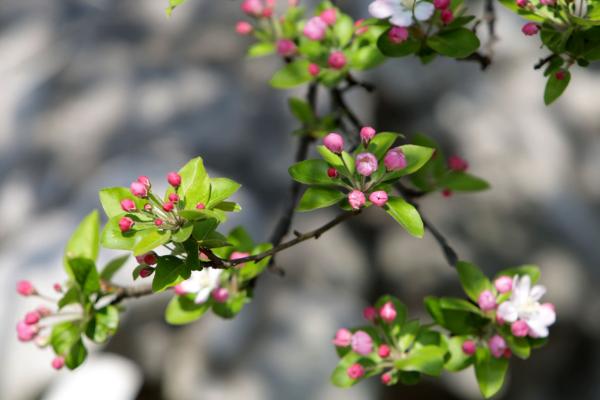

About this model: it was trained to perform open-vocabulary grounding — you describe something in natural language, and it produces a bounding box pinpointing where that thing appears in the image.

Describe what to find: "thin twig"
[534,54,556,70]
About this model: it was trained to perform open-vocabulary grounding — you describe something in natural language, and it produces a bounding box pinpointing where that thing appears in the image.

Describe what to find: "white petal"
[513,275,531,305]
[530,285,546,301]
[369,0,394,19]
[194,287,211,304]
[527,319,549,338]
[497,301,518,323]
[538,305,556,326]
[390,9,413,27]
[208,268,223,284]
[179,273,201,293]
[414,2,434,21]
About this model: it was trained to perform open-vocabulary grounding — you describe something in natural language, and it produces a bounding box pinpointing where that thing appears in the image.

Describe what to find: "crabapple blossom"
[118,217,134,232]
[144,203,152,212]
[462,340,476,355]
[384,147,407,171]
[369,0,435,27]
[441,9,453,24]
[163,201,175,212]
[333,328,353,347]
[51,356,65,370]
[139,267,154,278]
[135,251,157,265]
[25,311,41,325]
[308,63,320,76]
[17,321,38,342]
[169,193,180,202]
[511,320,529,337]
[328,51,347,69]
[379,301,397,323]
[137,175,151,188]
[241,0,264,17]
[434,0,450,9]
[378,344,391,358]
[363,306,377,321]
[236,21,253,35]
[320,8,337,25]
[360,126,376,143]
[478,290,497,311]
[303,16,327,40]
[17,280,35,296]
[381,372,392,385]
[167,172,181,187]
[154,218,163,227]
[212,287,229,303]
[494,275,513,293]
[356,153,378,177]
[323,133,344,153]
[347,363,365,379]
[175,268,223,304]
[388,26,409,44]
[351,330,374,355]
[516,0,528,7]
[522,22,539,36]
[276,39,297,57]
[555,70,566,80]
[37,306,52,317]
[130,181,148,198]
[369,191,389,207]
[488,334,507,358]
[327,167,338,178]
[196,202,206,209]
[230,251,250,267]
[120,199,136,212]
[540,0,556,5]
[348,190,366,210]
[53,283,62,293]
[448,155,469,171]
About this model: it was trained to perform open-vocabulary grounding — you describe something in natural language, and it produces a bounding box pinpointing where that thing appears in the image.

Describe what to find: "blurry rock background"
[1,0,599,399]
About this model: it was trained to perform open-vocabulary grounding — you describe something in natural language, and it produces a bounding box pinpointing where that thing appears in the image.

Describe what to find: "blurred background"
[1,0,599,399]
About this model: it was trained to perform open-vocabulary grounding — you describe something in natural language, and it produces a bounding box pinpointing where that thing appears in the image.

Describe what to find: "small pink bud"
[174,284,187,295]
[212,287,229,303]
[369,191,389,207]
[16,280,35,296]
[347,363,365,379]
[494,276,513,293]
[363,306,377,322]
[303,16,327,41]
[16,321,38,342]
[348,190,366,210]
[196,202,206,210]
[320,8,337,25]
[442,188,453,198]
[235,21,253,35]
[360,126,376,143]
[276,39,297,57]
[381,372,392,385]
[462,340,477,355]
[162,201,175,212]
[522,22,539,36]
[327,167,338,178]
[137,176,151,188]
[511,320,529,337]
[323,132,344,153]
[241,0,264,17]
[540,0,555,5]
[555,70,566,80]
[351,330,373,355]
[378,344,391,358]
[230,251,250,267]
[143,203,153,212]
[119,217,135,232]
[199,251,210,261]
[139,267,154,278]
[53,283,62,293]
[384,147,407,171]
[308,63,320,76]
[496,314,505,325]
[356,152,378,177]
[448,155,469,171]
[262,7,273,17]
[154,218,163,227]
[332,328,352,347]
[434,0,451,9]
[388,26,409,44]
[25,311,41,325]
[136,252,158,265]
[379,301,397,323]
[516,0,529,7]
[169,193,180,203]
[441,9,454,25]
[130,181,148,198]
[167,172,182,187]
[328,51,347,70]
[503,348,512,359]
[120,199,136,212]
[488,334,507,358]
[51,356,65,370]
[37,306,52,317]
[478,290,497,311]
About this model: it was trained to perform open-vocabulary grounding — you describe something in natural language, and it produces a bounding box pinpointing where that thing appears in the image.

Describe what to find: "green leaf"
[544,70,571,105]
[289,159,339,185]
[341,151,355,176]
[384,196,424,238]
[166,0,187,16]
[213,201,242,212]
[247,42,276,58]
[457,261,493,302]
[227,226,255,251]
[152,256,191,292]
[331,353,377,388]
[207,178,241,208]
[239,243,273,281]
[171,223,194,243]
[132,229,171,256]
[350,45,385,70]
[334,14,354,46]
[377,29,420,57]
[475,347,509,398]
[424,296,490,335]
[51,322,80,355]
[85,306,119,343]
[270,60,312,89]
[497,0,546,22]
[504,333,531,359]
[99,187,146,218]
[444,336,474,372]
[64,211,100,276]
[427,28,480,58]
[178,157,211,209]
[367,132,399,160]
[65,340,88,369]
[495,265,541,284]
[212,290,250,319]
[192,218,219,241]
[165,295,211,325]
[288,97,315,125]
[100,216,138,251]
[317,145,345,171]
[297,186,345,212]
[58,287,81,309]
[383,145,435,181]
[439,171,490,191]
[394,346,446,376]
[398,320,421,351]
[67,258,100,296]
[99,255,129,281]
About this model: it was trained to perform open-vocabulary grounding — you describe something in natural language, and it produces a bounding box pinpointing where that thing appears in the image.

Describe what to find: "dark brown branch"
[458,52,492,70]
[107,282,153,305]
[534,54,556,70]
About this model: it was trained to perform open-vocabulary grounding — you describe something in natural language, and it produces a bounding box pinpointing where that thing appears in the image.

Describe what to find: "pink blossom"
[516,0,529,7]
[348,190,366,210]
[388,26,409,44]
[442,188,453,198]
[540,0,555,5]
[327,167,338,178]
[441,9,454,24]
[434,0,450,9]
[360,126,376,143]
[369,191,389,207]
[167,172,182,187]
[139,267,154,278]
[488,334,507,358]
[37,306,52,317]
[320,8,337,25]
[363,306,377,322]
[511,320,529,337]
[276,39,297,57]
[462,340,476,355]
[163,201,175,212]
[25,311,41,325]
[236,21,253,35]
[119,217,134,233]
[154,218,163,227]
[355,152,378,177]
[328,51,347,70]
[241,0,264,17]
[130,181,148,198]
[381,372,392,385]
[120,199,136,212]
[384,147,407,171]
[144,203,153,212]
[137,175,151,188]
[53,283,62,293]
[51,356,65,370]
[494,275,513,293]
[379,301,397,323]
[303,16,327,40]
[332,328,352,347]
[16,280,35,296]
[347,363,365,379]
[555,70,566,80]
[196,202,206,210]
[351,330,373,355]
[448,155,469,171]
[230,251,251,267]
[378,344,391,358]
[174,284,187,295]
[522,22,539,36]
[169,193,180,202]
[323,133,344,153]
[17,321,38,342]
[478,290,497,311]
[212,287,229,303]
[308,63,320,76]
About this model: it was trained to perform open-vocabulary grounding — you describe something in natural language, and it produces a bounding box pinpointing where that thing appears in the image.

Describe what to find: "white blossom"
[369,0,435,27]
[177,268,223,304]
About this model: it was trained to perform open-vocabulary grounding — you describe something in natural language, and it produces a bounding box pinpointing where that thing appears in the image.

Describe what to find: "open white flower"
[368,0,435,27]
[177,268,223,304]
[497,275,556,338]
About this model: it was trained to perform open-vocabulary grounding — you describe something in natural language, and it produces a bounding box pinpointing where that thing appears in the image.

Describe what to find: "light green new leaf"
[475,347,509,398]
[394,346,446,376]
[178,157,211,209]
[64,211,100,277]
[384,196,424,238]
[544,70,570,105]
[439,171,490,191]
[165,295,211,325]
[270,60,312,89]
[495,264,541,283]
[456,261,493,302]
[152,256,191,292]
[207,178,241,208]
[334,14,354,46]
[99,187,147,218]
[288,97,316,125]
[100,255,129,281]
[289,159,339,185]
[317,145,346,171]
[166,0,187,16]
[247,42,276,58]
[67,258,100,296]
[85,306,119,343]
[427,28,480,58]
[239,243,273,281]
[297,186,345,211]
[132,229,171,256]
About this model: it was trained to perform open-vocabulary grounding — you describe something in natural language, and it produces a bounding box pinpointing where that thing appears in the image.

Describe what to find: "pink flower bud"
[378,344,391,358]
[540,0,555,5]
[120,199,136,212]
[379,301,397,323]
[384,147,407,171]
[262,7,273,17]
[522,22,539,36]
[154,218,163,227]
[230,251,250,267]
[442,188,453,198]
[381,372,392,385]
[323,133,344,153]
[478,290,497,311]
[136,252,158,265]
[388,26,409,44]
[276,39,297,57]
[496,314,505,325]
[320,8,337,25]
[369,191,389,207]
[355,152,378,177]
[516,0,529,7]
[303,16,327,41]
[16,280,35,296]
[199,251,210,261]
[434,0,451,9]
[347,363,365,379]
[488,334,507,358]
[308,63,320,76]
[448,155,469,171]
[51,356,65,370]
[119,217,134,233]
[328,51,346,70]
[130,181,148,198]
[555,70,566,80]
[37,306,52,317]
[462,340,477,355]
[441,9,454,25]
[16,321,38,342]
[363,306,377,322]
[169,193,180,203]
[327,167,338,178]
[503,348,512,358]
[139,267,154,278]
[236,21,253,35]
[196,202,206,210]
[144,203,153,212]
[174,284,187,295]
[241,0,264,17]
[167,172,182,187]
[348,190,366,210]
[25,311,41,325]
[360,126,376,144]
[332,328,352,347]
[351,330,373,355]
[163,201,175,212]
[53,283,62,293]
[511,320,529,337]
[137,175,151,188]
[212,287,229,303]
[494,275,513,294]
